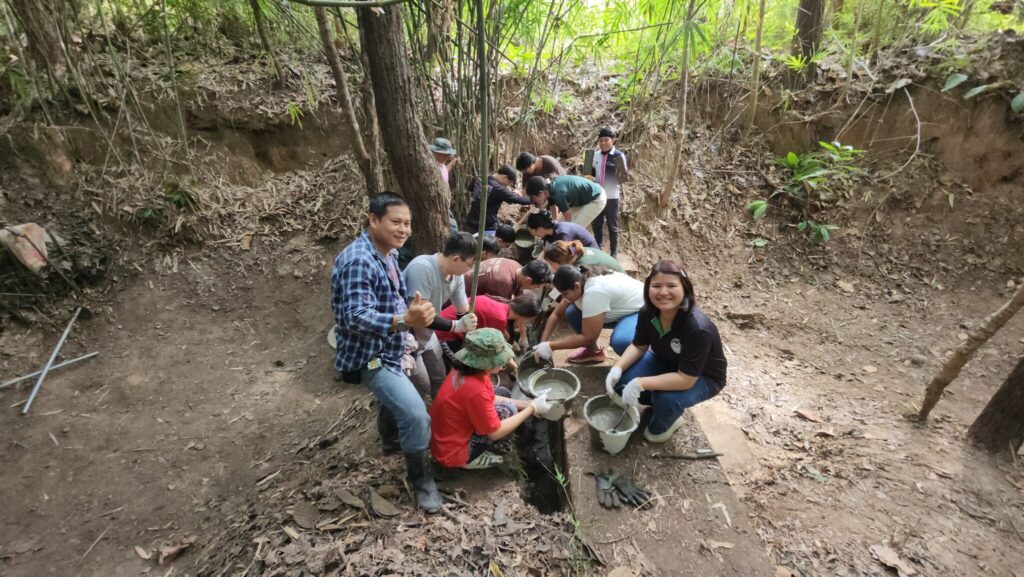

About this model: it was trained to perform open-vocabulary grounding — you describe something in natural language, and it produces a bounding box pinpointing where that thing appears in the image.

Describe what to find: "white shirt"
[580,272,644,322]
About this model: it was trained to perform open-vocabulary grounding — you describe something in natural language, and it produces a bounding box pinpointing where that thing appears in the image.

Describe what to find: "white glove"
[532,341,553,361]
[530,393,553,417]
[622,378,643,408]
[452,312,478,334]
[605,367,622,399]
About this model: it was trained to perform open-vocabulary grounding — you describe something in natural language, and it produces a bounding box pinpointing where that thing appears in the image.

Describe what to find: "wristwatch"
[395,316,410,333]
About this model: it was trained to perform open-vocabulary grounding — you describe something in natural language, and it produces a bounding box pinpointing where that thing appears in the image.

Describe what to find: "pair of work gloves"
[604,367,642,408]
[592,469,652,509]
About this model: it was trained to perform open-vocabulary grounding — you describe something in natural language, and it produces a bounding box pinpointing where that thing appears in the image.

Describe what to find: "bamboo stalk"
[745,0,767,136]
[918,283,1024,421]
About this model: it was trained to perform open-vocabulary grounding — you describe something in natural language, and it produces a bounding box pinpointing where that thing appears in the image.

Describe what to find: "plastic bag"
[0,223,50,274]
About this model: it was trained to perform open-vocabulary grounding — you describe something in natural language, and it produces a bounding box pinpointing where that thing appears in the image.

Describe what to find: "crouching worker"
[435,293,542,354]
[534,265,644,365]
[605,260,727,443]
[332,193,441,512]
[430,329,553,469]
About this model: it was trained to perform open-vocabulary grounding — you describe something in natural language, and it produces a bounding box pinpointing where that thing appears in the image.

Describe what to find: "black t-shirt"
[632,306,727,394]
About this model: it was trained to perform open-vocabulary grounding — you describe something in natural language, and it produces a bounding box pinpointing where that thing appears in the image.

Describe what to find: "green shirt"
[577,248,624,273]
[548,175,602,212]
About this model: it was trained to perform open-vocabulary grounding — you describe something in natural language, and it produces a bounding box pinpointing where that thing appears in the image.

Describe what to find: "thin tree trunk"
[8,0,66,82]
[314,7,383,196]
[795,0,825,81]
[869,0,885,61]
[968,356,1024,454]
[918,283,1024,421]
[357,3,450,253]
[658,0,698,210]
[745,0,767,135]
[247,0,286,88]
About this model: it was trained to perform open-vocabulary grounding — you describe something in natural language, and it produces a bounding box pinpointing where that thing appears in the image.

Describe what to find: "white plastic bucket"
[584,395,639,455]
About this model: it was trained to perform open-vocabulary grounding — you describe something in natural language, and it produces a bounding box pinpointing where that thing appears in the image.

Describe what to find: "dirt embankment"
[2,49,1024,577]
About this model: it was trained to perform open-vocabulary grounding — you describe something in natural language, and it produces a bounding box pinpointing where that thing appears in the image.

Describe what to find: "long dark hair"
[642,259,695,315]
[526,210,555,231]
[452,359,483,376]
[552,264,612,293]
[492,292,541,318]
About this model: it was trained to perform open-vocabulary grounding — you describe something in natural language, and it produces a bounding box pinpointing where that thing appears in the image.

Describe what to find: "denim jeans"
[616,351,715,435]
[361,365,431,453]
[565,304,638,355]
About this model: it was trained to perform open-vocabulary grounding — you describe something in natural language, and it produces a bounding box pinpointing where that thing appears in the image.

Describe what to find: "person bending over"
[430,328,553,470]
[435,293,541,353]
[543,240,623,273]
[466,165,533,235]
[515,152,565,180]
[534,265,644,365]
[526,210,598,249]
[605,260,727,443]
[525,175,607,229]
[462,257,552,301]
[403,233,479,398]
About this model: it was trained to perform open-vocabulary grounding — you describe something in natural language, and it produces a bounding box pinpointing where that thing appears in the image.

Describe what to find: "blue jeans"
[616,352,715,435]
[361,366,431,453]
[565,304,638,355]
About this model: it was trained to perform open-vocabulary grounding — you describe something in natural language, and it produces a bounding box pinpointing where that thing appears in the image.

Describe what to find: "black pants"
[592,198,620,256]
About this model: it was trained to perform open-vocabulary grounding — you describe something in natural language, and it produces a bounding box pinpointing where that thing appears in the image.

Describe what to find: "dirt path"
[2,234,1023,576]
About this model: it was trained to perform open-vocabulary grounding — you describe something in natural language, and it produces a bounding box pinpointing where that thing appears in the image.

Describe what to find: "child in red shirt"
[429,328,553,469]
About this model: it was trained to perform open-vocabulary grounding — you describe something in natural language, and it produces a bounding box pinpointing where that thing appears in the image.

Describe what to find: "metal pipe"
[22,307,82,415]
[0,352,98,390]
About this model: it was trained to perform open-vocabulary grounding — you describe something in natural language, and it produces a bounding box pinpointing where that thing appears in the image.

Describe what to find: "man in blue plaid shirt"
[331,193,441,513]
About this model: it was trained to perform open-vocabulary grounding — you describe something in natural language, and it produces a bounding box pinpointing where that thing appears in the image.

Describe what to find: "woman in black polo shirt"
[604,259,727,443]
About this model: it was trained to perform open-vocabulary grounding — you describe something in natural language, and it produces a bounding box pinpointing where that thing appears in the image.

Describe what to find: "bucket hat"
[429,137,457,156]
[455,328,513,370]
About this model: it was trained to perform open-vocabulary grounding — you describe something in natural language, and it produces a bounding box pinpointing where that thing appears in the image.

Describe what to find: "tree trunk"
[968,356,1024,454]
[744,0,767,135]
[658,0,698,210]
[869,0,885,60]
[358,33,384,187]
[918,283,1024,420]
[357,4,450,253]
[314,7,383,197]
[8,0,66,82]
[795,0,825,81]
[247,0,286,88]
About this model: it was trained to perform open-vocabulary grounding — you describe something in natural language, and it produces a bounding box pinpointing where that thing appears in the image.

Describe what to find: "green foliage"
[797,220,838,244]
[286,102,304,129]
[163,180,200,211]
[749,141,865,245]
[1012,93,1024,114]
[942,73,969,92]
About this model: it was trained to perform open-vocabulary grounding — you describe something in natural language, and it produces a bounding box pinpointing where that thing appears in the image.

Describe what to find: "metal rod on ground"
[22,307,82,415]
[1,352,99,390]
[467,0,490,316]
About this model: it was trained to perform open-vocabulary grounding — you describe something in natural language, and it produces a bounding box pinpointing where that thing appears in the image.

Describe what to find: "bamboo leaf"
[942,73,968,92]
[1011,92,1024,114]
[963,84,992,100]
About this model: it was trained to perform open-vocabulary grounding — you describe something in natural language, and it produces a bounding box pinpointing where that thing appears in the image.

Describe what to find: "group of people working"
[331,129,727,513]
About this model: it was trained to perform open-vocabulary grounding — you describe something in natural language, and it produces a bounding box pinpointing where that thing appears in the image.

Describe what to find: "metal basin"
[522,368,580,421]
[514,227,536,248]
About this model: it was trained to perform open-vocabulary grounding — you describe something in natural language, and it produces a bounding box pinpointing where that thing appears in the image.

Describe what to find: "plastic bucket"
[584,395,639,455]
[522,368,580,421]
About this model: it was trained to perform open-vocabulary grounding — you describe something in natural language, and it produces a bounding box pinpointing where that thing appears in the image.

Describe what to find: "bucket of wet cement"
[522,367,580,421]
[583,395,639,455]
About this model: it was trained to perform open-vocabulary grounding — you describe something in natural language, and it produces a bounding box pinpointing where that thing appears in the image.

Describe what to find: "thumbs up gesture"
[404,291,436,328]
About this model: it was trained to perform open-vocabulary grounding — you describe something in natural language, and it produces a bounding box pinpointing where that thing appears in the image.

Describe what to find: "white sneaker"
[643,415,686,443]
[463,451,504,470]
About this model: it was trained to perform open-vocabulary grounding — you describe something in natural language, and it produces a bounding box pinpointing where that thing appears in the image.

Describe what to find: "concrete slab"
[561,366,774,576]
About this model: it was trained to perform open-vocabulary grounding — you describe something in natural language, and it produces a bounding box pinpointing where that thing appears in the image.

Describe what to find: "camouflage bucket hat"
[455,328,514,370]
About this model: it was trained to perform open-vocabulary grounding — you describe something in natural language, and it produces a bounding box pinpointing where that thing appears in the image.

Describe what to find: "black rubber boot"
[404,451,442,513]
[377,409,401,455]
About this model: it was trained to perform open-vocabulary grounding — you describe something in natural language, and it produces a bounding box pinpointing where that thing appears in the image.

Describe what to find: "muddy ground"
[2,57,1024,576]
